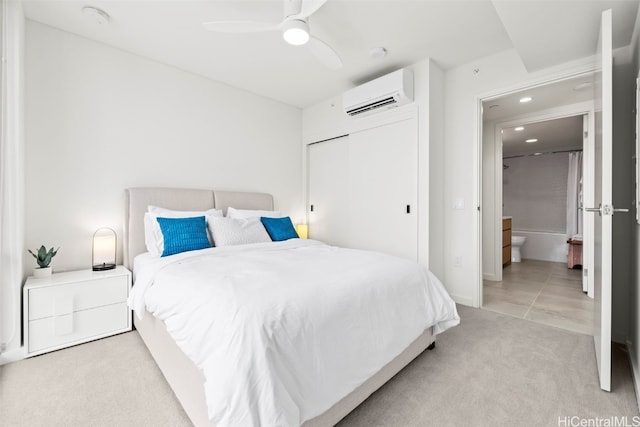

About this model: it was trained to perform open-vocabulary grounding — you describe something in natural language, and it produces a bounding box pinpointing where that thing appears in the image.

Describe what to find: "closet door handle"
[406,205,411,214]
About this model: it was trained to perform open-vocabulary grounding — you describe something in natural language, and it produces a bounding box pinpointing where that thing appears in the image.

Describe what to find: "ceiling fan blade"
[202,20,280,33]
[296,0,328,20]
[308,36,342,70]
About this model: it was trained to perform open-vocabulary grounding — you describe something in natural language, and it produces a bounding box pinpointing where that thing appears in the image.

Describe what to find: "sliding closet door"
[348,118,418,260]
[307,136,350,247]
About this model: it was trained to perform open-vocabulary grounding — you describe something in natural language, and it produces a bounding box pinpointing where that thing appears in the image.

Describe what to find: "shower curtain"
[566,152,583,238]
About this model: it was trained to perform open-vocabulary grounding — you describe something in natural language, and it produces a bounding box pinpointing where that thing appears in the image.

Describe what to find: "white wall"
[24,21,302,275]
[443,48,596,306]
[302,58,444,278]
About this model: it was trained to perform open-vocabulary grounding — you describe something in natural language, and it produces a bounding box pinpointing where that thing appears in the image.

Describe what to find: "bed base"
[134,313,434,427]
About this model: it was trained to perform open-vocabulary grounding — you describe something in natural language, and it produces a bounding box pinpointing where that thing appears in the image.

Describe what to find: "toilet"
[511,235,527,262]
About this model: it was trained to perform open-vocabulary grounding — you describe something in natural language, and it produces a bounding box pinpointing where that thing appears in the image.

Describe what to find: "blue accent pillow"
[260,216,299,241]
[156,216,212,257]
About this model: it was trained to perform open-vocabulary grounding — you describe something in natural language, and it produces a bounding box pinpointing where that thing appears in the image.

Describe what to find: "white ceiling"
[482,74,595,122]
[501,116,584,157]
[22,0,640,108]
[483,74,593,157]
[492,0,639,72]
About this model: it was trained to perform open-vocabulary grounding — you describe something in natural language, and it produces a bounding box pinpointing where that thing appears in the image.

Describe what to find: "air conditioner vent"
[345,96,397,117]
[342,69,413,118]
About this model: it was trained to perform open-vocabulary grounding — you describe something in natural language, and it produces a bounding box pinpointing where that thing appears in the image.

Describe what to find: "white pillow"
[226,207,281,219]
[144,206,223,257]
[208,217,272,247]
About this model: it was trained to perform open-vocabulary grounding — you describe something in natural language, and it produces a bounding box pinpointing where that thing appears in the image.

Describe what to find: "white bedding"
[128,239,459,427]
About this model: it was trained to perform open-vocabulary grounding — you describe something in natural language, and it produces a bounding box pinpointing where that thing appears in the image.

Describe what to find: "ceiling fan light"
[282,20,309,45]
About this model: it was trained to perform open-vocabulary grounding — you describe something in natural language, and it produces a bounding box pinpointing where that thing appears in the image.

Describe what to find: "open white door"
[586,9,613,392]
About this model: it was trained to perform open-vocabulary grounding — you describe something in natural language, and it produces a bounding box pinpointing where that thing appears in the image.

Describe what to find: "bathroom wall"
[503,152,569,233]
[503,152,570,263]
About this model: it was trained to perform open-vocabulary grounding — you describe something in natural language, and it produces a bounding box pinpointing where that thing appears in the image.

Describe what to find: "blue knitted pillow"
[260,216,299,241]
[156,216,211,257]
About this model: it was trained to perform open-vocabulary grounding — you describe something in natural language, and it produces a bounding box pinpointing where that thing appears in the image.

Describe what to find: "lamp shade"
[295,224,308,239]
[92,227,116,271]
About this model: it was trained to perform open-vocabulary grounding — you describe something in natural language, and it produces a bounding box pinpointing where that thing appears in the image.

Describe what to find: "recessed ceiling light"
[514,126,524,131]
[526,138,538,143]
[519,96,533,103]
[82,6,110,25]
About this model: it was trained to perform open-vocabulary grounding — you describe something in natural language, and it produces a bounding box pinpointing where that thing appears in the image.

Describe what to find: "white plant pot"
[34,266,52,278]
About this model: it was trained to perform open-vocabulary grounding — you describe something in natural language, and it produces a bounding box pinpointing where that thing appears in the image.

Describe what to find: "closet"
[307,117,418,261]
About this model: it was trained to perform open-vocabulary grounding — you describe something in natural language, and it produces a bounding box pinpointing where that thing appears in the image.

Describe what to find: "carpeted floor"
[1,305,637,427]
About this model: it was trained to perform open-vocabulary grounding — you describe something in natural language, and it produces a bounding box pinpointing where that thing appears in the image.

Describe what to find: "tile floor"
[482,259,594,335]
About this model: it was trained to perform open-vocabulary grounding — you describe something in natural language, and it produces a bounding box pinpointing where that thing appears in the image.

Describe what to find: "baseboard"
[626,340,640,413]
[0,346,25,366]
[450,294,475,307]
[613,330,628,344]
[483,272,499,282]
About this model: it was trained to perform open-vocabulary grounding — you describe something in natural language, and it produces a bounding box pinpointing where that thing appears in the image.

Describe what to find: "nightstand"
[23,266,132,357]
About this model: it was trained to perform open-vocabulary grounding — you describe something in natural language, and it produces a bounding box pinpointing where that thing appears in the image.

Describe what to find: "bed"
[124,187,459,427]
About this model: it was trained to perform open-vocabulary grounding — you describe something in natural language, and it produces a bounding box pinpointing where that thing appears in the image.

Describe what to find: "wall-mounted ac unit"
[342,68,414,118]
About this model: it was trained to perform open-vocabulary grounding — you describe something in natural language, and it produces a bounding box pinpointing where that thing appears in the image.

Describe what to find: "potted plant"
[28,245,59,278]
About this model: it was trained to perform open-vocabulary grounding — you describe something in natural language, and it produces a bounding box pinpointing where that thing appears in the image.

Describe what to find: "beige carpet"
[1,305,637,427]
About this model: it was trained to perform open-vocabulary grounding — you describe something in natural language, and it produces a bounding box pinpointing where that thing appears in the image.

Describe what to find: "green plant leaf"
[28,245,59,268]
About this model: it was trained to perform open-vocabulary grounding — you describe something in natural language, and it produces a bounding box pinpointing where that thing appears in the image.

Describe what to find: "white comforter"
[129,239,459,427]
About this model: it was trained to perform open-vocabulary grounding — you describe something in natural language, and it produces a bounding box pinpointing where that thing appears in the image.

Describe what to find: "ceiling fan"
[203,0,342,70]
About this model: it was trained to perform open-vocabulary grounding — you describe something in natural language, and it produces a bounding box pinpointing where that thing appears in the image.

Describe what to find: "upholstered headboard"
[124,187,274,269]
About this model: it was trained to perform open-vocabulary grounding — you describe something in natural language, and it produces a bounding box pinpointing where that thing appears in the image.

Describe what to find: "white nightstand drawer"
[24,266,132,357]
[28,302,129,353]
[28,275,128,321]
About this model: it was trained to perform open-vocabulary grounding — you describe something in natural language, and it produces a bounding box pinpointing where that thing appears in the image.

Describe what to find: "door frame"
[484,104,594,285]
[474,70,597,307]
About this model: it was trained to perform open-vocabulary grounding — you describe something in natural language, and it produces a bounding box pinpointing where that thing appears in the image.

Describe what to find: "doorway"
[479,74,596,335]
